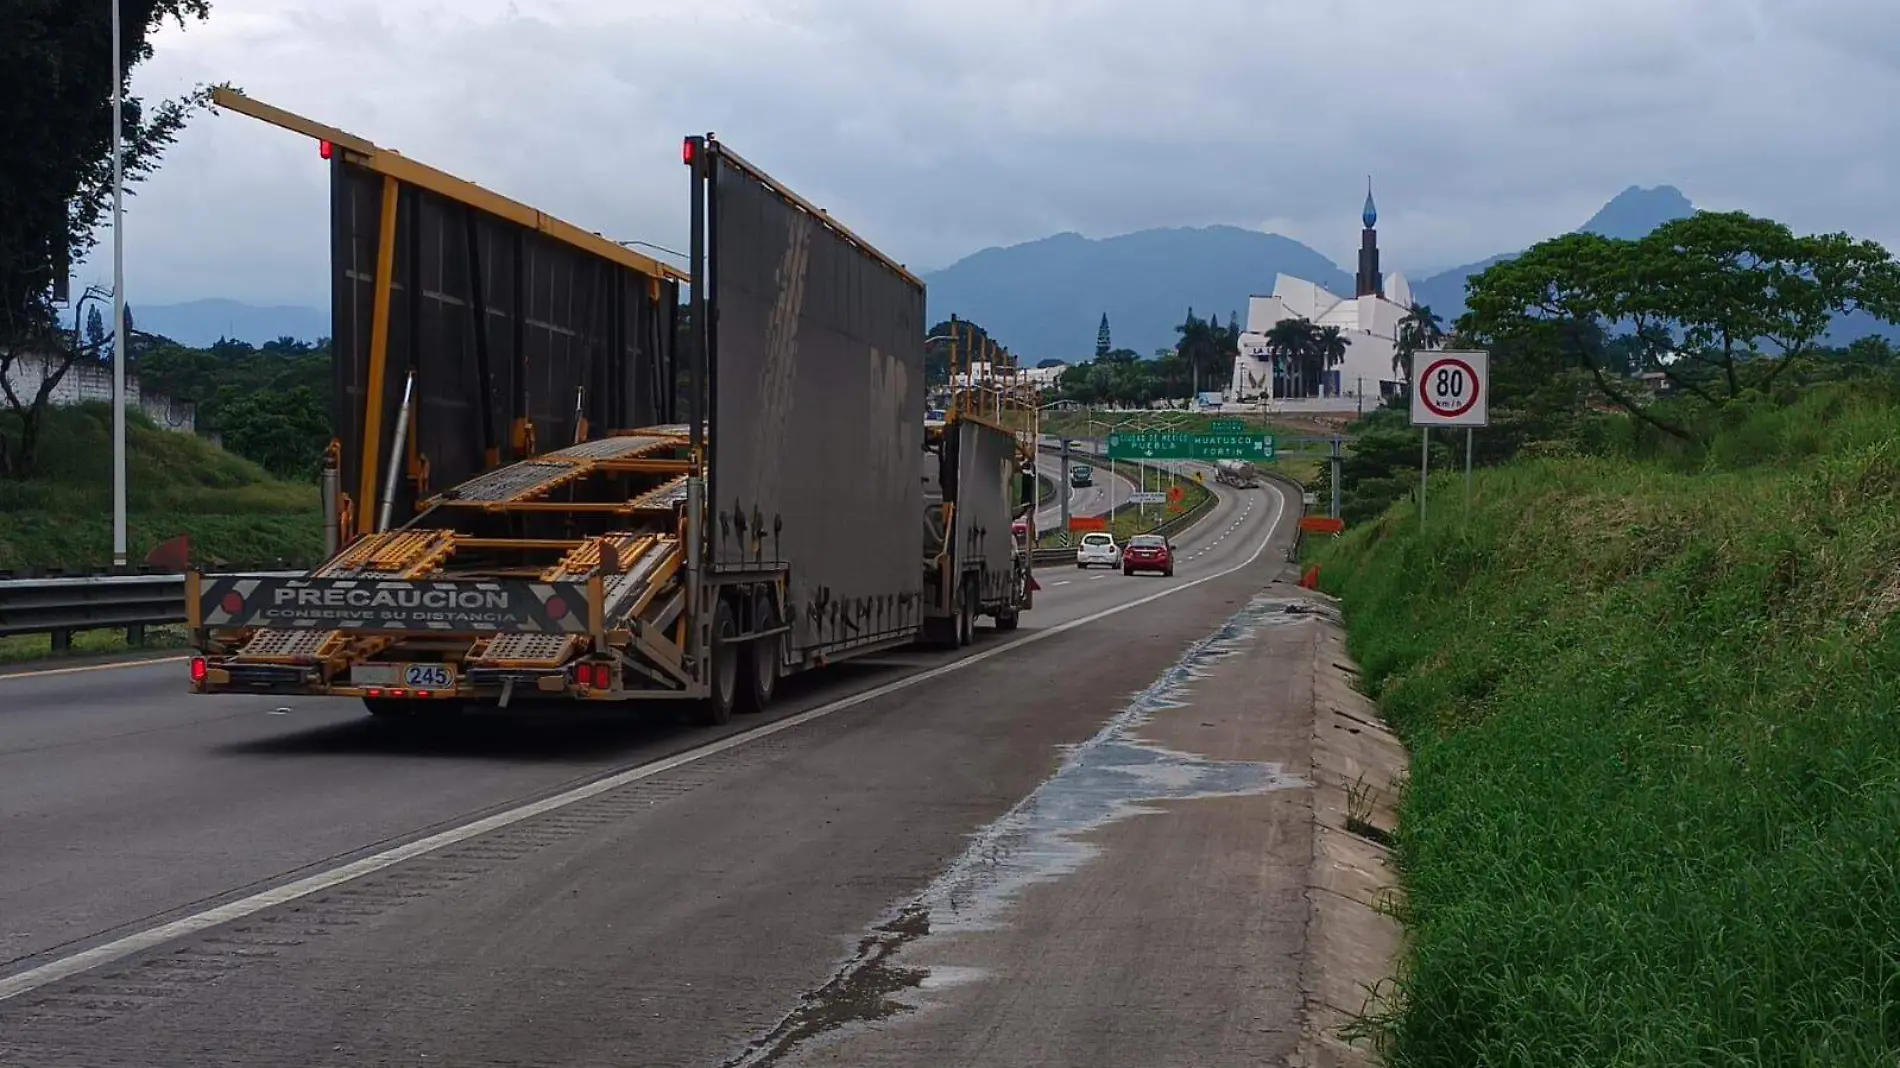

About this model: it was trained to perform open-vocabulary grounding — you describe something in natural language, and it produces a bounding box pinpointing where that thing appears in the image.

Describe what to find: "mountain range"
[129,185,1890,357]
[922,185,1699,360]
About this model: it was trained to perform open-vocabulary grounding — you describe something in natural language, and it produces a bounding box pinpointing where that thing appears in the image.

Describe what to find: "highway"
[0,476,1299,1067]
[1031,448,1130,531]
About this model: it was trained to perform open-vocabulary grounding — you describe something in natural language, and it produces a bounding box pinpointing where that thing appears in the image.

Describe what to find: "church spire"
[1355,176,1383,298]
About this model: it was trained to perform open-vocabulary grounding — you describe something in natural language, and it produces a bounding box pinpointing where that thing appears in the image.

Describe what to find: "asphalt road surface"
[0,476,1299,1068]
[1032,450,1131,531]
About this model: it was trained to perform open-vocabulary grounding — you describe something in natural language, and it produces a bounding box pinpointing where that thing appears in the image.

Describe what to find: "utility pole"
[1059,438,1072,534]
[110,0,129,569]
[1330,436,1342,520]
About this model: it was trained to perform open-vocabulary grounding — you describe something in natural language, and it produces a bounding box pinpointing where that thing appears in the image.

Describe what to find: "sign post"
[1058,439,1073,538]
[1409,350,1489,526]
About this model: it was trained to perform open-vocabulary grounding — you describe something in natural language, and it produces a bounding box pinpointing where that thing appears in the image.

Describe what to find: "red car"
[1122,534,1174,577]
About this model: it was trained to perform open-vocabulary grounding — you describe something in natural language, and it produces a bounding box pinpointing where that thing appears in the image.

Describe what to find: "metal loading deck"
[214,425,700,688]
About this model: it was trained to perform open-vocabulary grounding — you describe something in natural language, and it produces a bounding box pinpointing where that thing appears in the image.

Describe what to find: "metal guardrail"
[0,570,301,650]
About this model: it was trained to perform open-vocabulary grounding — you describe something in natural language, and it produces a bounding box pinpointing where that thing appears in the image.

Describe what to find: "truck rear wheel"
[995,609,1020,632]
[697,597,740,726]
[957,585,976,647]
[738,589,780,715]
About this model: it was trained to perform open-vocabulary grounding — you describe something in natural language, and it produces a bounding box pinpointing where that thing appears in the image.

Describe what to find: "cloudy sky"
[96,0,1900,307]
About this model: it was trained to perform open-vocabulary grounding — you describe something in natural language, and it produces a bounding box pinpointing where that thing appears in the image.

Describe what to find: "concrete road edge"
[1288,589,1409,1068]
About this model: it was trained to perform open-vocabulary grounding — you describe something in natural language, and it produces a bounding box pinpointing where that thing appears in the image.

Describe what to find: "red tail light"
[189,657,207,683]
[573,662,612,690]
[367,687,384,697]
[390,689,408,698]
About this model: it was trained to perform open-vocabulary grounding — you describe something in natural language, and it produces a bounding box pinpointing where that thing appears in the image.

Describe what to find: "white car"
[1075,532,1121,569]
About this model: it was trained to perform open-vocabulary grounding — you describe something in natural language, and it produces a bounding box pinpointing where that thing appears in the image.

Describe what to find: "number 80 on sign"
[1410,350,1490,428]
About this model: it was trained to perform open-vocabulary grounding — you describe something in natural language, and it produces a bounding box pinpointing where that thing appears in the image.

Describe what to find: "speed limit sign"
[1410,350,1489,427]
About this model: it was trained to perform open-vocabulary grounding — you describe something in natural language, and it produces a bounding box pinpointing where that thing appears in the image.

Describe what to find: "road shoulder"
[1290,590,1407,1068]
[743,578,1407,1068]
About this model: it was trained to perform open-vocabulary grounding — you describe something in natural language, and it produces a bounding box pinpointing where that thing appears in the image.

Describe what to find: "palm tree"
[1395,302,1446,386]
[1263,317,1316,398]
[1175,309,1219,400]
[1314,325,1348,397]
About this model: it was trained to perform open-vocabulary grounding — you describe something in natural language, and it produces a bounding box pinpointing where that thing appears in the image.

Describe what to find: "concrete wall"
[1,352,197,432]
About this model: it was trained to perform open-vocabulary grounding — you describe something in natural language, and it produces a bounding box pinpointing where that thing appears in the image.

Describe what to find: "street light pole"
[110,0,128,569]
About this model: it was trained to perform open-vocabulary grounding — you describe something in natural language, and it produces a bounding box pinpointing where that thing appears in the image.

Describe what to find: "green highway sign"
[1107,431,1276,461]
[1208,419,1246,432]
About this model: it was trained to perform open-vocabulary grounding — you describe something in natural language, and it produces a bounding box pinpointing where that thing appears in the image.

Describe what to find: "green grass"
[0,625,191,665]
[1316,384,1900,1065]
[0,403,322,572]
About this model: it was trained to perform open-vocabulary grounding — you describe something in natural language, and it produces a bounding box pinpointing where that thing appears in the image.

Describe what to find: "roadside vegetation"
[0,403,322,573]
[1319,210,1900,1064]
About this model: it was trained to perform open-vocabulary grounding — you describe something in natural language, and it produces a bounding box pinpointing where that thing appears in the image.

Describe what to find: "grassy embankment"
[1316,385,1900,1064]
[0,404,321,662]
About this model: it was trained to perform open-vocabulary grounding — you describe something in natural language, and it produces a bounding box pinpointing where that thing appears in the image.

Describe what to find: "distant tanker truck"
[1214,458,1260,489]
[184,118,1033,725]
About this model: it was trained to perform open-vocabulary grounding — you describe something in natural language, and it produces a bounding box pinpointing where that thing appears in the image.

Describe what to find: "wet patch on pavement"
[720,906,933,1068]
[726,593,1311,1065]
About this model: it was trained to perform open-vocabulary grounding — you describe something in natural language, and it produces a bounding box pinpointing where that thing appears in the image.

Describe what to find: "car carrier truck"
[184,106,1033,723]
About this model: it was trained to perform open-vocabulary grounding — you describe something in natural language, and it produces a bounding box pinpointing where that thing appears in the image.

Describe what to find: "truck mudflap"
[195,574,594,635]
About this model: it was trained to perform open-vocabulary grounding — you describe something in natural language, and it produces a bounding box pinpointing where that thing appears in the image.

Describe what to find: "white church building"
[1229,184,1415,406]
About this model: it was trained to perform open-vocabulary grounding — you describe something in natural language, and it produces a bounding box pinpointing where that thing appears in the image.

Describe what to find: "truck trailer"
[185,112,1033,723]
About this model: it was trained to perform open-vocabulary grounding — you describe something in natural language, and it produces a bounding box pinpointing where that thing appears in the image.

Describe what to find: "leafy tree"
[926,317,997,383]
[1035,358,1065,369]
[0,0,219,475]
[85,305,107,352]
[214,384,329,480]
[0,284,115,474]
[1460,212,1900,440]
[1096,313,1111,358]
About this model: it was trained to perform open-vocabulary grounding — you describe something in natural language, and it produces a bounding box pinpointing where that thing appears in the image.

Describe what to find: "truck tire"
[995,609,1020,632]
[957,585,976,647]
[738,589,780,715]
[696,597,740,726]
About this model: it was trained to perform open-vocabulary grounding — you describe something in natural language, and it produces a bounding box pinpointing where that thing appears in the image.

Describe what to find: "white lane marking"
[0,486,1288,1003]
[0,655,190,683]
[1052,580,1071,587]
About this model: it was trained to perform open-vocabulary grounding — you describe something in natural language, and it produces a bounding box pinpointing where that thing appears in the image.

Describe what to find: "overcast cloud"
[91,0,1900,307]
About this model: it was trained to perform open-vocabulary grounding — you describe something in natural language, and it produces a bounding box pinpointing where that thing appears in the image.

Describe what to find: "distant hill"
[130,299,327,348]
[929,185,1706,362]
[923,227,1351,361]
